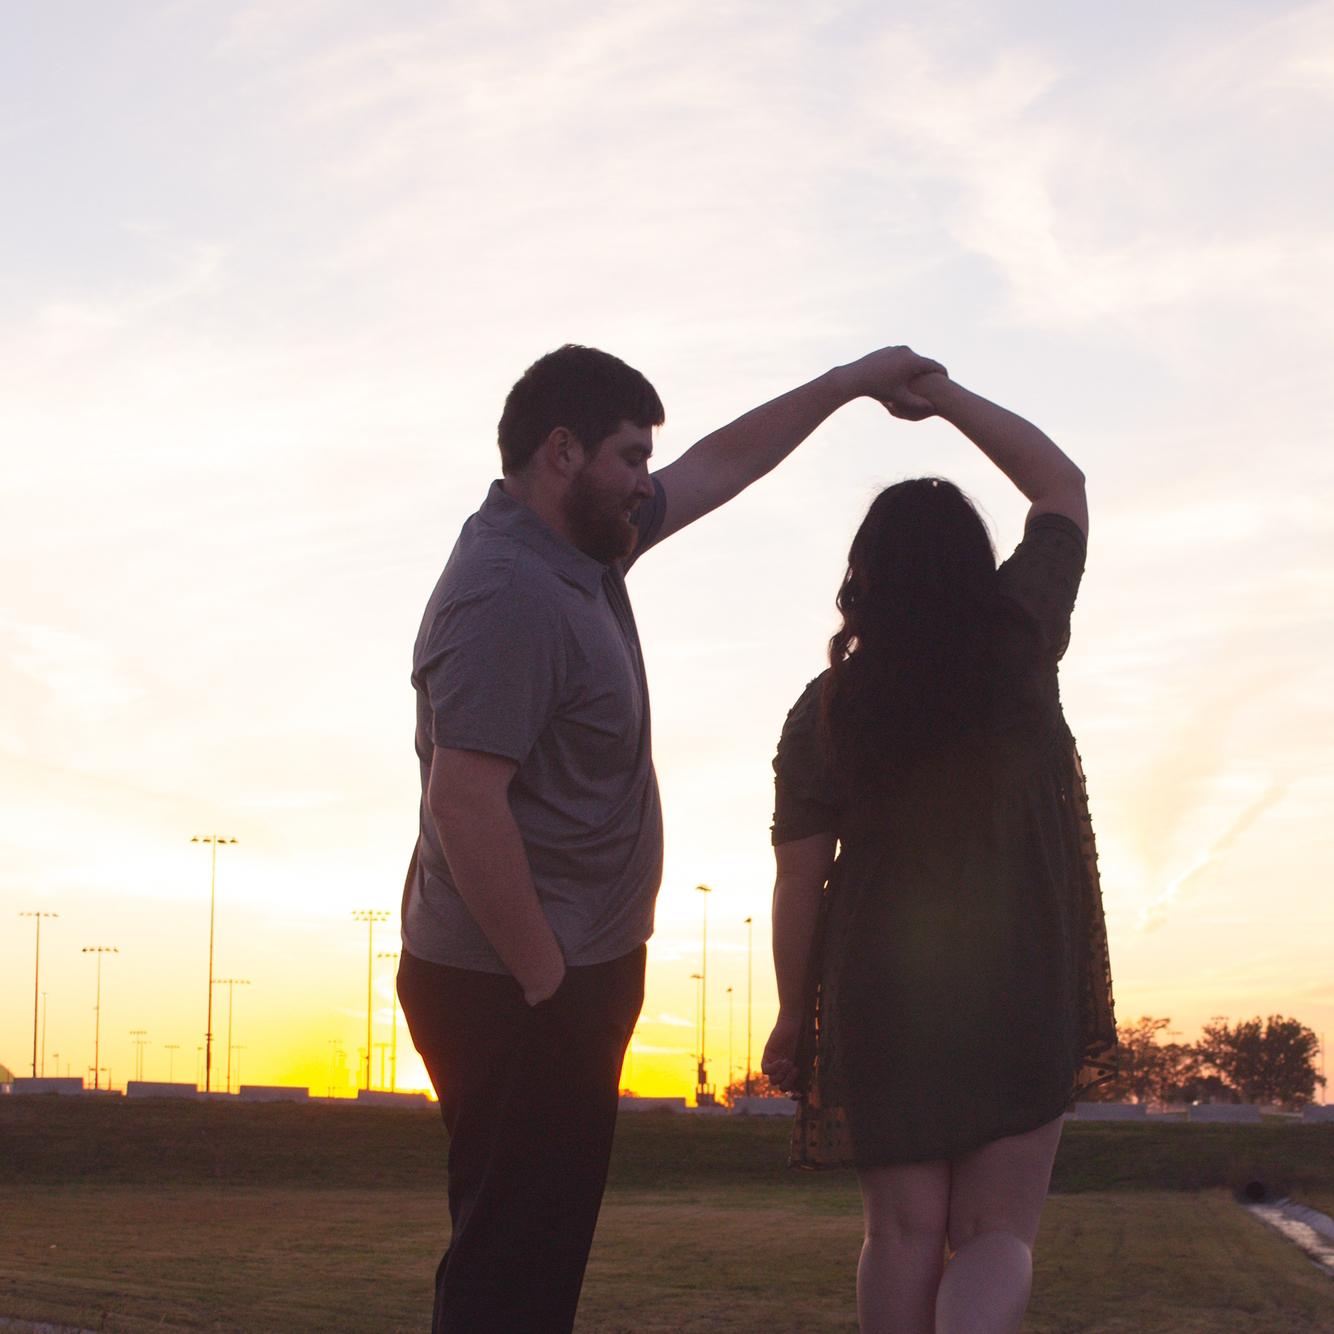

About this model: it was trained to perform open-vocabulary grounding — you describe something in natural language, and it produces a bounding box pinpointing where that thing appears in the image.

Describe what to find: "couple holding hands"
[398,342,1116,1333]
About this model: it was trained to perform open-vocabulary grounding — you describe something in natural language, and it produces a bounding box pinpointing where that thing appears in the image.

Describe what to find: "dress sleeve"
[995,511,1087,661]
[771,675,841,845]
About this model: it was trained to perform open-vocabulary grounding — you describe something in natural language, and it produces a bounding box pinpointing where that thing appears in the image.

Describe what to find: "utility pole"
[352,910,390,1091]
[81,947,118,1091]
[191,834,238,1093]
[377,951,400,1092]
[19,911,58,1078]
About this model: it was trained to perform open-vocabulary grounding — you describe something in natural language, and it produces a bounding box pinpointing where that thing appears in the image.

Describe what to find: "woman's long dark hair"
[822,478,1002,807]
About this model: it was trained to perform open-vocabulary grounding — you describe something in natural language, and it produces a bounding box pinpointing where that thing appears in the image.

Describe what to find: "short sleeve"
[995,512,1087,660]
[771,675,841,845]
[622,475,668,572]
[417,579,566,763]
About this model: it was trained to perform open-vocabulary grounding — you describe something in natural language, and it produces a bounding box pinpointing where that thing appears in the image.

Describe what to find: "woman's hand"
[835,346,946,421]
[761,1010,803,1095]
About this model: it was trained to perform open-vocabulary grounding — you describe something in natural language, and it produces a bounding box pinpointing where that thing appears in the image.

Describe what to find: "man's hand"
[761,1010,803,1096]
[522,957,566,1007]
[834,345,947,420]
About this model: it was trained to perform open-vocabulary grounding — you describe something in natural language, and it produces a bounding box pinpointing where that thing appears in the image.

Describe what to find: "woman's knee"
[859,1161,950,1247]
[947,1217,1037,1256]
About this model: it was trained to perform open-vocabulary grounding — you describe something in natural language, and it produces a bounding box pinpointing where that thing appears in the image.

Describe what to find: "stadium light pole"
[352,910,391,1091]
[81,946,118,1091]
[744,915,753,1098]
[695,885,711,1099]
[727,985,734,1097]
[690,971,703,1098]
[191,834,238,1093]
[41,992,48,1077]
[164,1043,180,1083]
[213,978,251,1094]
[19,911,58,1078]
[129,1029,149,1082]
[377,950,400,1092]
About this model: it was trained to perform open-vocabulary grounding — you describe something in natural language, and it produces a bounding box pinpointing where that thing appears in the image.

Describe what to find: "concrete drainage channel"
[1239,1180,1334,1277]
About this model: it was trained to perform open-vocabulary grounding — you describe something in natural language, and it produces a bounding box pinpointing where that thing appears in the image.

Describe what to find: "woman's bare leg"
[936,1114,1064,1334]
[855,1158,951,1333]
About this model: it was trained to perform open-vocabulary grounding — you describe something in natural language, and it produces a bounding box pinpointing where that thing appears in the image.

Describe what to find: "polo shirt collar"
[480,480,607,595]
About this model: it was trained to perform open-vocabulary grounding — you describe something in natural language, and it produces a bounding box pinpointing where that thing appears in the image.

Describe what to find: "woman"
[762,368,1116,1334]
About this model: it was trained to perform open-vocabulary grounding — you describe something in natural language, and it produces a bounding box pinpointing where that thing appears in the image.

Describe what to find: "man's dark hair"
[497,344,665,475]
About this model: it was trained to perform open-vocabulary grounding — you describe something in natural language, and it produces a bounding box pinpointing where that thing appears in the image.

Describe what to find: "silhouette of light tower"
[129,1029,149,1082]
[19,911,58,1078]
[695,884,712,1103]
[19,912,58,1077]
[352,910,391,1091]
[377,950,400,1092]
[744,915,754,1098]
[693,971,704,1093]
[213,978,250,1093]
[727,985,734,1096]
[81,946,118,1091]
[164,1043,180,1083]
[191,834,237,1093]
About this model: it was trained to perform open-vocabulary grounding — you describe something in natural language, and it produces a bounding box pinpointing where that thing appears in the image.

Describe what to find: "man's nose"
[633,473,654,499]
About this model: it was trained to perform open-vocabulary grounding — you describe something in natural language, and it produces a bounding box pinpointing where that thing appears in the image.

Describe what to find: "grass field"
[3,1100,1333,1332]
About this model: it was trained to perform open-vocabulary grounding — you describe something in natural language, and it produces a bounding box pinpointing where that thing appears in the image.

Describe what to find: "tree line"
[717,1014,1326,1110]
[1084,1014,1326,1109]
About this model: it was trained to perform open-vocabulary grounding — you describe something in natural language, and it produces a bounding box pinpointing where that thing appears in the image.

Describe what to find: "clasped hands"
[836,345,949,422]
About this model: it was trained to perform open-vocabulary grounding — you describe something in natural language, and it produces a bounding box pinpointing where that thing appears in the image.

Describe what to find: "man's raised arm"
[647,345,945,546]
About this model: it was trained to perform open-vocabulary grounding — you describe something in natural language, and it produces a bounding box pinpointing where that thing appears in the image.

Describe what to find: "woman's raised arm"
[907,373,1088,536]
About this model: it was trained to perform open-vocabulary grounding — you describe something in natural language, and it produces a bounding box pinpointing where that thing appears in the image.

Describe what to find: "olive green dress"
[772,513,1116,1167]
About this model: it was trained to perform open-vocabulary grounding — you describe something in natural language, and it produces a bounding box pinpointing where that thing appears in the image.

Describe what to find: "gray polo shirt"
[403,478,669,972]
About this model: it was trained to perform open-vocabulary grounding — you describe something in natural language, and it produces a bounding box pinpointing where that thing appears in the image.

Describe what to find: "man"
[398,341,943,1332]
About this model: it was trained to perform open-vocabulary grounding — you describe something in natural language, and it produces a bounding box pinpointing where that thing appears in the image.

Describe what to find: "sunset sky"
[3,1,1332,1100]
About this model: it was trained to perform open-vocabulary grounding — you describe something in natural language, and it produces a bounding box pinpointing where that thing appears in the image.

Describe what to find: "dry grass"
[3,1104,1331,1330]
[2,1185,1332,1332]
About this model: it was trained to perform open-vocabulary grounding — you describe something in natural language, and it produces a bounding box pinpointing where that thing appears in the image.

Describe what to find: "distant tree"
[722,1071,785,1104]
[1085,1016,1193,1104]
[1194,1015,1325,1108]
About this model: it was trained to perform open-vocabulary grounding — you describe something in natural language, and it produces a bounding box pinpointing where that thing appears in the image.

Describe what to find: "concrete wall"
[618,1096,686,1113]
[1073,1102,1148,1120]
[730,1096,797,1117]
[237,1084,310,1102]
[7,1077,86,1096]
[1187,1103,1262,1123]
[355,1090,431,1107]
[126,1081,198,1100]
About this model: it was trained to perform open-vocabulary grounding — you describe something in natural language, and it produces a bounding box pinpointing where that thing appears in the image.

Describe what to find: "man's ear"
[539,426,586,479]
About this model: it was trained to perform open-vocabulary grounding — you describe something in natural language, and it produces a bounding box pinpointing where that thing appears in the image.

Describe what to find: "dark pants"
[397,944,645,1334]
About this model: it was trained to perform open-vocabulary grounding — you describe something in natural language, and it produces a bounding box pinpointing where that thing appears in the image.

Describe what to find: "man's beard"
[562,470,638,563]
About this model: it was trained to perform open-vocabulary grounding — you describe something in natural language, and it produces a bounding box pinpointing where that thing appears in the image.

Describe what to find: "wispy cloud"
[1138,783,1288,931]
